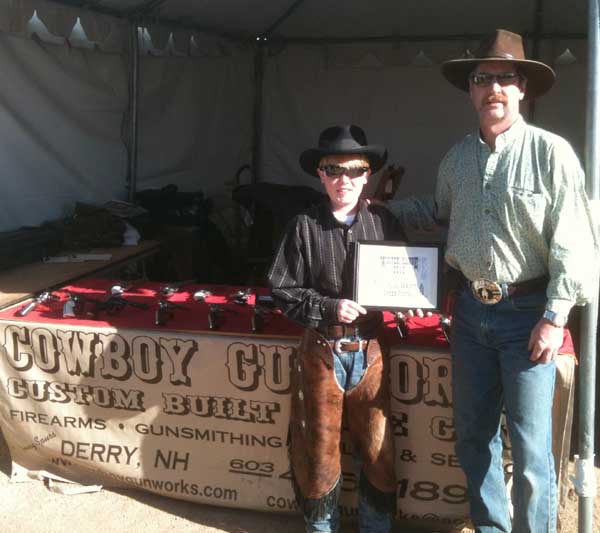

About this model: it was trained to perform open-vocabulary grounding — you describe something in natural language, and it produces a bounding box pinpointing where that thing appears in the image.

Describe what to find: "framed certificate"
[353,241,442,311]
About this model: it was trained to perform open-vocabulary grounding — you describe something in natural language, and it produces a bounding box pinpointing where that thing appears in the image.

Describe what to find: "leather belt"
[461,272,548,305]
[327,339,369,355]
[317,324,377,340]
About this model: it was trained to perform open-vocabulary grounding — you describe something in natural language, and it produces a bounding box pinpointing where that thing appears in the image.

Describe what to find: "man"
[389,29,598,532]
[268,125,404,533]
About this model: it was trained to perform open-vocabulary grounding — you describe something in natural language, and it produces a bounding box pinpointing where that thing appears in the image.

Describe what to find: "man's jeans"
[451,289,557,533]
[303,344,393,533]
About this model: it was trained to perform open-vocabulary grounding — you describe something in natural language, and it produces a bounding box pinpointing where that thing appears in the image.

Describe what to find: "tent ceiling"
[49,0,587,41]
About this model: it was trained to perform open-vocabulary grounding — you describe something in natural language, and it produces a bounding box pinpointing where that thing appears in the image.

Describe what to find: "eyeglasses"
[469,72,521,87]
[318,165,370,178]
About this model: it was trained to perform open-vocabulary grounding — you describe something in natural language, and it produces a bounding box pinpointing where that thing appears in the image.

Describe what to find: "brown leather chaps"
[289,327,396,520]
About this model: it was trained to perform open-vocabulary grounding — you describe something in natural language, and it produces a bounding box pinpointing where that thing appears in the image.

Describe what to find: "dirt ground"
[0,429,598,533]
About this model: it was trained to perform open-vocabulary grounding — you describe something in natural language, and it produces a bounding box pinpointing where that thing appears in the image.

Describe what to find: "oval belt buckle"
[334,337,352,355]
[471,279,503,304]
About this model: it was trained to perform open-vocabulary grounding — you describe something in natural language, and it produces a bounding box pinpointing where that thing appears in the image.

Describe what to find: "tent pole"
[127,19,140,203]
[251,42,265,184]
[528,0,544,123]
[263,0,305,37]
[578,1,600,532]
[250,0,305,183]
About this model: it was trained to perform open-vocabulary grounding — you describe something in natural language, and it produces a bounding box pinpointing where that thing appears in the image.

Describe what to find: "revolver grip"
[208,308,220,330]
[63,300,77,318]
[251,310,264,333]
[155,308,166,326]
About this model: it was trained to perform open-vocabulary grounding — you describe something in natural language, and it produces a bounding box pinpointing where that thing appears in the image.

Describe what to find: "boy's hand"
[337,299,367,323]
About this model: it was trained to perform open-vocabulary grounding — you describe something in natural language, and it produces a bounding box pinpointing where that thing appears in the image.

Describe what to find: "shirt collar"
[478,114,525,152]
[325,199,366,227]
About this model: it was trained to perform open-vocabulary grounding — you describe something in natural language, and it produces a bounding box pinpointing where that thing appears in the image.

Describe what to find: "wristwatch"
[542,309,567,328]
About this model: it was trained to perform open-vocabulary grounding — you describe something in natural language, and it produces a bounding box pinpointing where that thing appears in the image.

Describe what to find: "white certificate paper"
[354,242,441,310]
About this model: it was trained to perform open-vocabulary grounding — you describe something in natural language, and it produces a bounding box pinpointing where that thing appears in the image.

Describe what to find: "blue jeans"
[304,343,392,533]
[451,289,557,533]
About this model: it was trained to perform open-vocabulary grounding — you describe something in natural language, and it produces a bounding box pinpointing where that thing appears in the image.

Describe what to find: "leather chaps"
[289,327,397,521]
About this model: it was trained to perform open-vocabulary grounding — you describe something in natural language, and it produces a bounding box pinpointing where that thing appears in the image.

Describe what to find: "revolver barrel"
[18,300,39,317]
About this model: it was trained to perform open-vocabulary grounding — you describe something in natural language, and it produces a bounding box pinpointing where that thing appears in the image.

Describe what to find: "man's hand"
[528,318,564,364]
[337,299,367,323]
[397,309,433,319]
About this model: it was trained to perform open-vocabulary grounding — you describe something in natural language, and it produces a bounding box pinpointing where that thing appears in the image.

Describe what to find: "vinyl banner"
[389,345,468,529]
[0,321,298,511]
[0,318,573,531]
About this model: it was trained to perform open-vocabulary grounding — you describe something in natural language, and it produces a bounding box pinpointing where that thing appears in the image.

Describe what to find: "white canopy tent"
[0,0,591,230]
[0,1,597,531]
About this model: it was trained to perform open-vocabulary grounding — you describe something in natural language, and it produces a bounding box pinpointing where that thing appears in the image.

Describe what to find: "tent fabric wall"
[0,29,588,232]
[0,28,254,232]
[0,1,589,234]
[135,50,254,196]
[0,30,128,231]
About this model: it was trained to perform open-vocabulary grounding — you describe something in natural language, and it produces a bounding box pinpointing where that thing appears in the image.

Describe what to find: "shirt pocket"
[506,186,548,234]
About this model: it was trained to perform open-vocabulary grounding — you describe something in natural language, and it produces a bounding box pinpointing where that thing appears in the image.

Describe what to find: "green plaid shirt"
[390,116,598,316]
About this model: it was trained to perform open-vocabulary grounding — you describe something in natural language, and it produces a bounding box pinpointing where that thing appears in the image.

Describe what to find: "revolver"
[394,312,409,339]
[230,288,251,305]
[155,299,187,326]
[439,315,452,344]
[95,294,149,318]
[63,291,95,318]
[18,291,59,317]
[158,279,197,298]
[193,289,212,302]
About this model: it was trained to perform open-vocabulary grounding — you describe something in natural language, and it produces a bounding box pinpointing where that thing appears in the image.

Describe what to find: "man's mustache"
[485,96,507,104]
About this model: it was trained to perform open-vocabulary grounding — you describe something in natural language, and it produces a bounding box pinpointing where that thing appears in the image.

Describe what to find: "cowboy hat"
[299,124,388,177]
[442,29,556,99]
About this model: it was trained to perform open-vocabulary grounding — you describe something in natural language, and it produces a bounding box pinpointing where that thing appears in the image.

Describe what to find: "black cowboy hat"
[299,124,388,177]
[442,29,555,100]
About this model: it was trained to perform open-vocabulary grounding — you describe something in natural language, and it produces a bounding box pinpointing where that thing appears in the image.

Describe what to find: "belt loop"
[500,283,510,299]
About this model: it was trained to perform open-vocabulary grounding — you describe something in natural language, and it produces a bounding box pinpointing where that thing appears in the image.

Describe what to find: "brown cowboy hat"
[442,29,556,99]
[299,124,388,177]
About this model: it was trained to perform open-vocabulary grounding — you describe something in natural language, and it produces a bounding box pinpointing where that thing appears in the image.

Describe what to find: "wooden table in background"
[0,240,160,310]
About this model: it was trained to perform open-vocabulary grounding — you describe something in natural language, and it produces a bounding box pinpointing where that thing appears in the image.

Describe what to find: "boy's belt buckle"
[471,279,503,304]
[334,337,353,355]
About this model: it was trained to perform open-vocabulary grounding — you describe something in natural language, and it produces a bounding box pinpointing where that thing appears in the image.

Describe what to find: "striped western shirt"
[267,199,405,328]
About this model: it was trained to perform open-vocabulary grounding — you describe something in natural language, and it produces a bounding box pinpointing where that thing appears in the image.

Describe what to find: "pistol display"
[63,289,148,319]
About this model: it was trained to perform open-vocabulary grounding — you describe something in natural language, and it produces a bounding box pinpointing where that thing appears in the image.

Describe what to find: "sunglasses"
[318,165,370,178]
[469,72,521,87]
